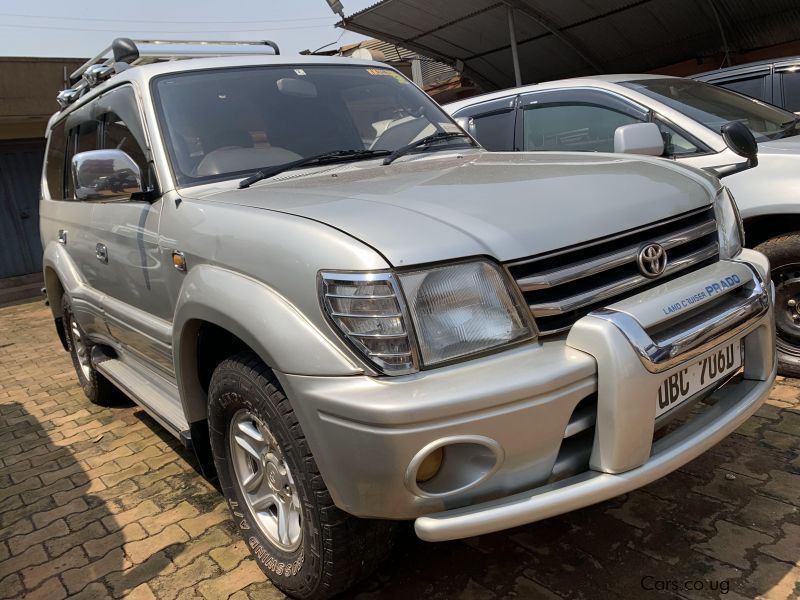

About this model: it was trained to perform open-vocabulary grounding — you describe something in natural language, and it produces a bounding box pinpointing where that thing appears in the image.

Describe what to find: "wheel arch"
[42,244,75,352]
[743,214,800,249]
[172,264,362,436]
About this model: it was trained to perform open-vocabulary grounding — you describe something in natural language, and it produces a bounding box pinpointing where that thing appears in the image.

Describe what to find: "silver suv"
[41,39,776,599]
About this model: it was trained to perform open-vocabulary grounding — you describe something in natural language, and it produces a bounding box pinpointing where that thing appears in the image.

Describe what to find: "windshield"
[620,78,799,142]
[152,64,467,186]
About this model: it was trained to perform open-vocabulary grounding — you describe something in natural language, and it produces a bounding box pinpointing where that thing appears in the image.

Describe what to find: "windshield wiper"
[238,149,391,189]
[382,131,474,165]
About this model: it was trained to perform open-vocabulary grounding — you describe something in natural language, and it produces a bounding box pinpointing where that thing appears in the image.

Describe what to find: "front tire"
[208,352,394,600]
[755,233,800,377]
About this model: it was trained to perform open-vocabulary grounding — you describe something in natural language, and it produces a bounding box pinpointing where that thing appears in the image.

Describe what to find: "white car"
[445,75,800,376]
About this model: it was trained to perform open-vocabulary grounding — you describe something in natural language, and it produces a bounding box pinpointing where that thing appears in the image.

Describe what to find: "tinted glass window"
[45,121,66,199]
[782,71,800,113]
[64,130,77,200]
[523,104,639,152]
[622,78,799,141]
[95,85,153,191]
[656,121,702,156]
[63,119,100,200]
[719,76,768,102]
[76,119,101,154]
[468,110,515,151]
[103,112,148,179]
[153,65,465,186]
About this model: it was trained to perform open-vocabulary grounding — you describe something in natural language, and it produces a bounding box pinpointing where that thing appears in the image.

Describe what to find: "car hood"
[758,134,800,155]
[186,151,717,266]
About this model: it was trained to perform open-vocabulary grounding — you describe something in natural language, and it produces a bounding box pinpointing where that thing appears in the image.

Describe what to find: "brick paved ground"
[0,299,798,600]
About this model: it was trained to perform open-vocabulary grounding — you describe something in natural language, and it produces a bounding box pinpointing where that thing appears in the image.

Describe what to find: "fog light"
[416,447,444,482]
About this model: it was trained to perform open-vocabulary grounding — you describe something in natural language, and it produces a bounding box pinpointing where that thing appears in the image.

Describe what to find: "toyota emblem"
[637,243,668,278]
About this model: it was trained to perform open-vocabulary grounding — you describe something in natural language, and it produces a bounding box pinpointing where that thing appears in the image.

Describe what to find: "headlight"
[320,260,535,375]
[715,187,744,259]
[398,260,534,366]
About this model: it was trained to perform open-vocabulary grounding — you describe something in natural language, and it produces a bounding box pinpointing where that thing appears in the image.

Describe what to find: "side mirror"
[704,121,759,178]
[721,121,758,168]
[613,122,664,156]
[71,149,143,202]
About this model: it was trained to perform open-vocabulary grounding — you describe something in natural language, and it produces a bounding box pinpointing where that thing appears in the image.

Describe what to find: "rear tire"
[208,351,394,600]
[754,234,800,377]
[62,295,118,405]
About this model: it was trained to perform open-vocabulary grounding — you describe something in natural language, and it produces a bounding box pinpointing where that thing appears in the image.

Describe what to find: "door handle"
[95,243,108,264]
[57,229,67,245]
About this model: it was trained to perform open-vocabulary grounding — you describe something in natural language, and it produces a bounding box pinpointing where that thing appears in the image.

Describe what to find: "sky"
[0,0,377,58]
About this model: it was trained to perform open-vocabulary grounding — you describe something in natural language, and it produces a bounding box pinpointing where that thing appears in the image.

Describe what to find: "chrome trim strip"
[329,312,403,319]
[325,293,396,299]
[507,206,714,269]
[529,244,719,317]
[518,219,717,291]
[348,332,408,339]
[589,265,769,373]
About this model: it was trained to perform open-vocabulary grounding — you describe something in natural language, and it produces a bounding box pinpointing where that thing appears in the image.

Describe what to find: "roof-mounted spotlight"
[82,63,114,87]
[56,88,79,108]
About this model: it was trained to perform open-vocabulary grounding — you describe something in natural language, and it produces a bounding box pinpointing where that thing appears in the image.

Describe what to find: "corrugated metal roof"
[339,0,800,90]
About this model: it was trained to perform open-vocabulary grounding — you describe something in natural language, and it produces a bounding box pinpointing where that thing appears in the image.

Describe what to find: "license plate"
[656,342,741,418]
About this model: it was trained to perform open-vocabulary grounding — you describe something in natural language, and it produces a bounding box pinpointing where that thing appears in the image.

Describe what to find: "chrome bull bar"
[589,265,769,374]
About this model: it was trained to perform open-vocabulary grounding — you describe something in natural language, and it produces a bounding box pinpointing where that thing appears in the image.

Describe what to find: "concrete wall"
[0,57,85,140]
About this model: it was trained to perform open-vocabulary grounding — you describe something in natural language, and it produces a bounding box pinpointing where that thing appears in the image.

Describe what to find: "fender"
[173,265,363,423]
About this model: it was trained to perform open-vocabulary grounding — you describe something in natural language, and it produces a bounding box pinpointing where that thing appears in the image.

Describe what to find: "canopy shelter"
[338,0,800,91]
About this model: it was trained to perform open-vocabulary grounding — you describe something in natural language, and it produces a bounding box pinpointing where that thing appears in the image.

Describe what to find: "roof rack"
[57,38,280,109]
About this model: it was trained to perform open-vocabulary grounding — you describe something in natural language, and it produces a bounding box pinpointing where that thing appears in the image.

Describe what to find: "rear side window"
[781,71,800,113]
[719,76,768,102]
[44,121,66,199]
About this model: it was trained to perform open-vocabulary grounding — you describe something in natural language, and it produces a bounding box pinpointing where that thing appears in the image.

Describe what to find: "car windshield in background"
[152,65,467,186]
[621,78,799,142]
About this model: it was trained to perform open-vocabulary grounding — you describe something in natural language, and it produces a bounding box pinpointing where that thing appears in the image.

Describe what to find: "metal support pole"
[411,58,424,86]
[507,6,522,86]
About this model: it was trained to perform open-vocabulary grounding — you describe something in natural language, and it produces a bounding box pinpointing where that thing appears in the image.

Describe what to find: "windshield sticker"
[294,69,306,76]
[366,68,408,84]
[661,274,742,316]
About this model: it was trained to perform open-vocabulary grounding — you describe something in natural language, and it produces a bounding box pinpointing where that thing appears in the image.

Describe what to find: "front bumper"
[279,250,775,537]
[415,370,772,541]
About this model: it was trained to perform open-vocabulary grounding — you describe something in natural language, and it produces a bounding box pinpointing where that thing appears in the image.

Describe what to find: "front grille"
[507,207,719,336]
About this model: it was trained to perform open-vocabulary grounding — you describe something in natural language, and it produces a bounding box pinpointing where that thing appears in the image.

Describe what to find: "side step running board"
[93,351,191,445]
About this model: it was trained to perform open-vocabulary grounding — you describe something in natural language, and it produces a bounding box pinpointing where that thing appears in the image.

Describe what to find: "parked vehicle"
[445,75,800,376]
[692,57,800,114]
[42,40,776,600]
